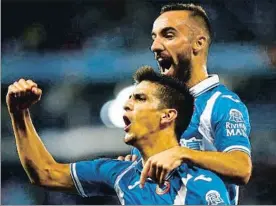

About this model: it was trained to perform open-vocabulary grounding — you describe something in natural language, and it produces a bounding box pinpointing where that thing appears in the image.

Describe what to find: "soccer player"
[120,3,252,204]
[7,66,230,205]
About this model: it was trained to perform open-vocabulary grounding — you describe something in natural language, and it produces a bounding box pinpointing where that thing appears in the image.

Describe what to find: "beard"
[173,54,192,83]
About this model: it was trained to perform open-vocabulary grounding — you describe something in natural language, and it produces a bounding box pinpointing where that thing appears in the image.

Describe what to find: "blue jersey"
[70,158,230,205]
[132,75,251,204]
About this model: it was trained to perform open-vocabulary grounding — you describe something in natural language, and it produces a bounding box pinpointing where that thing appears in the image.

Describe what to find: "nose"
[123,99,133,112]
[151,38,164,53]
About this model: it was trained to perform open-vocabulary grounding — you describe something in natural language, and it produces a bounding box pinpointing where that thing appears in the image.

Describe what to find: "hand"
[140,146,185,188]
[6,79,42,113]
[117,154,138,162]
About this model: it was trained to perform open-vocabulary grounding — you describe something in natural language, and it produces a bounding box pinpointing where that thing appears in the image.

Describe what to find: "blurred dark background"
[1,0,276,204]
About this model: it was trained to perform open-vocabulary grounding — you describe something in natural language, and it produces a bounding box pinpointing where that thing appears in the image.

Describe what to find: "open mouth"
[157,58,173,75]
[123,115,131,132]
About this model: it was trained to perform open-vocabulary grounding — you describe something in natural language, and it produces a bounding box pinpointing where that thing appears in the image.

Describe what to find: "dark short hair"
[133,66,194,140]
[161,3,212,45]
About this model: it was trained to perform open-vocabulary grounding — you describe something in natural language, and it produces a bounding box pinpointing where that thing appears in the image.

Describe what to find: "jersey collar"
[189,74,220,97]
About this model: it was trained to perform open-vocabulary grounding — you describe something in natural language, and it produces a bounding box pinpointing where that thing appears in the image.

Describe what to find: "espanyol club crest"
[205,190,224,205]
[156,181,170,195]
[229,109,244,123]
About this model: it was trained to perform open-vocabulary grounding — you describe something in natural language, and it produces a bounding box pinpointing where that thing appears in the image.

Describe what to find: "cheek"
[133,112,160,133]
[168,41,191,59]
[178,44,192,60]
[180,42,192,53]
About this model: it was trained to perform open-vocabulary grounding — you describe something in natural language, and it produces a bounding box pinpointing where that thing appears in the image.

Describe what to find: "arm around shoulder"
[179,146,252,185]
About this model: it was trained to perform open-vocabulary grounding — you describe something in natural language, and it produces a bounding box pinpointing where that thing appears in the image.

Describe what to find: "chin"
[124,134,136,145]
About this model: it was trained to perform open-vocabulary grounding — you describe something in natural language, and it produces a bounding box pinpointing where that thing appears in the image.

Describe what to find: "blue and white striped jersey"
[70,158,230,205]
[132,75,252,204]
[181,75,251,155]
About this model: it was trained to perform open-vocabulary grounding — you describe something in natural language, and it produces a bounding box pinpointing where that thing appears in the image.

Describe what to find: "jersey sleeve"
[185,170,231,205]
[211,94,251,156]
[70,158,130,197]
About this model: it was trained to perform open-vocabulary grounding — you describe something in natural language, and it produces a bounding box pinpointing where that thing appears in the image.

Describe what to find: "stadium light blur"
[100,85,135,128]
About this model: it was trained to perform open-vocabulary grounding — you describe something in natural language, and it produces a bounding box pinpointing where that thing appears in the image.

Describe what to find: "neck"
[186,56,208,89]
[135,128,179,163]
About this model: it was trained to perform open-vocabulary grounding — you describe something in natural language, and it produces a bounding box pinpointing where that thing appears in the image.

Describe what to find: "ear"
[192,35,207,55]
[160,109,178,126]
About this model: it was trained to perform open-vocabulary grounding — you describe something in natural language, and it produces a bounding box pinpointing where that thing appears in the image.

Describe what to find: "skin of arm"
[139,146,252,188]
[7,79,75,192]
[180,146,252,184]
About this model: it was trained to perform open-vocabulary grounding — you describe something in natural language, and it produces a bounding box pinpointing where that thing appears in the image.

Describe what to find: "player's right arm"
[6,79,75,191]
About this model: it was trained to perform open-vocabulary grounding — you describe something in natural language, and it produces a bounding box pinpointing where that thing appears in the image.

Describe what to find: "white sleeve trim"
[223,145,251,156]
[70,163,88,197]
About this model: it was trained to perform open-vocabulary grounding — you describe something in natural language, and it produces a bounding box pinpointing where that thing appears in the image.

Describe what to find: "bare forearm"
[10,109,56,182]
[7,79,74,191]
[182,148,252,184]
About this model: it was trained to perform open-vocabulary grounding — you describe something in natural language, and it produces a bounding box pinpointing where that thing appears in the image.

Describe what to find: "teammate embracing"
[120,4,252,205]
[7,66,231,205]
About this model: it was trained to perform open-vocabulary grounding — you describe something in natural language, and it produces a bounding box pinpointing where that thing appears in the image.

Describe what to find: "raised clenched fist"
[6,79,42,113]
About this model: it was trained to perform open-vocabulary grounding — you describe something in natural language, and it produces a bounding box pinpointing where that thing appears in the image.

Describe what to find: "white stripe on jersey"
[174,174,193,205]
[235,185,239,205]
[114,160,139,205]
[173,183,187,205]
[198,91,221,151]
[70,163,87,197]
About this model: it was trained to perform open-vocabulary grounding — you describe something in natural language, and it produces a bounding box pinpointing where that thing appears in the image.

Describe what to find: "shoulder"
[211,85,249,120]
[72,158,136,189]
[177,164,230,204]
[178,164,226,187]
[187,166,226,187]
[186,167,230,204]
[74,158,132,169]
[72,158,133,181]
[195,84,248,122]
[70,159,134,197]
[215,85,246,107]
[194,83,245,112]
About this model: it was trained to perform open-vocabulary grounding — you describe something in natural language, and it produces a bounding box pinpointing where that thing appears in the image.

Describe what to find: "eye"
[165,33,175,39]
[134,94,146,101]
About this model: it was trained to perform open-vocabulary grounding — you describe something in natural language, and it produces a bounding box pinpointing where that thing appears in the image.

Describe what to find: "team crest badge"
[156,181,170,195]
[205,190,224,205]
[229,109,244,123]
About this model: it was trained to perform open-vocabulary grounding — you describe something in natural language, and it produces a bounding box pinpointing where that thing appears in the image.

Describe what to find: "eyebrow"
[133,92,146,97]
[129,92,147,100]
[151,26,177,36]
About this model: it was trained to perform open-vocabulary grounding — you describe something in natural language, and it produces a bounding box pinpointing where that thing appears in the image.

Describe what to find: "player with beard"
[6,66,231,205]
[119,3,252,205]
